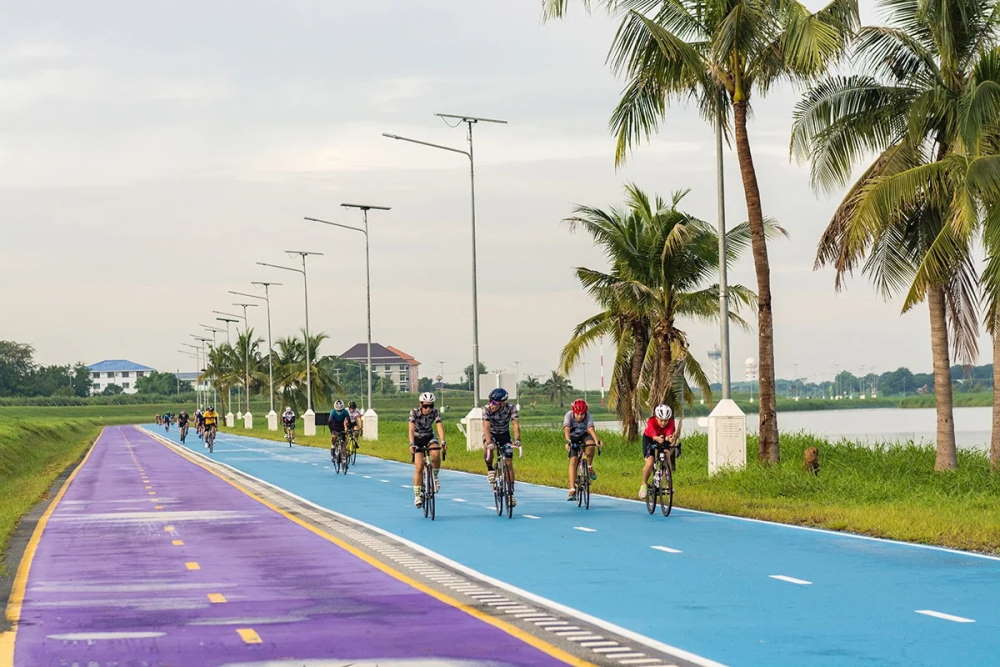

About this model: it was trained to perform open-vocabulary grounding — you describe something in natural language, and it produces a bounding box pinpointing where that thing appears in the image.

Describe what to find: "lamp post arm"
[381,133,470,159]
[305,217,365,235]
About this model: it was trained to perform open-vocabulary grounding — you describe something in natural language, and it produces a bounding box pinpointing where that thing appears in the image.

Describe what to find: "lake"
[595,406,993,450]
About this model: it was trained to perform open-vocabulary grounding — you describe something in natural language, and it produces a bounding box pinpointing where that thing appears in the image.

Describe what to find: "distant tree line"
[0,341,92,397]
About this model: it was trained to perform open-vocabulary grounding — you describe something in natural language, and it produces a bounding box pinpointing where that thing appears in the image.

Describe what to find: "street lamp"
[307,203,389,432]
[213,309,250,417]
[383,112,507,412]
[178,348,198,406]
[199,325,223,407]
[232,302,259,426]
[215,315,240,419]
[231,283,282,430]
[191,336,213,408]
[258,250,323,436]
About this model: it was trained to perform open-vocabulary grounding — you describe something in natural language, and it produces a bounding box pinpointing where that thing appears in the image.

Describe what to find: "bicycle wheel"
[660,460,674,517]
[350,434,359,464]
[494,462,505,516]
[582,462,591,511]
[504,465,514,519]
[576,460,587,508]
[340,439,350,474]
[424,463,435,520]
[645,476,657,515]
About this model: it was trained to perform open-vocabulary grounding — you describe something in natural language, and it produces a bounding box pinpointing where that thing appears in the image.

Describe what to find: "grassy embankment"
[218,417,1000,554]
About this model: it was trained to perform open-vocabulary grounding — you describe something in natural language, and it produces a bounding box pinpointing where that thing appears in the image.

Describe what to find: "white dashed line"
[523,514,541,519]
[452,498,467,502]
[400,484,410,489]
[915,609,975,623]
[581,640,620,647]
[769,574,812,585]
[362,475,372,479]
[650,545,682,554]
[574,526,597,533]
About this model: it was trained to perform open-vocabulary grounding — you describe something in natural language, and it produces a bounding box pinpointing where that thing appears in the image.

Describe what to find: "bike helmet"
[419,391,435,405]
[207,407,214,412]
[571,398,588,415]
[333,400,345,410]
[488,388,508,403]
[283,406,292,413]
[348,401,357,409]
[654,404,672,420]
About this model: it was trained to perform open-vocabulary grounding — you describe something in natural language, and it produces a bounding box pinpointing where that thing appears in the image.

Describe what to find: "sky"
[1,0,988,389]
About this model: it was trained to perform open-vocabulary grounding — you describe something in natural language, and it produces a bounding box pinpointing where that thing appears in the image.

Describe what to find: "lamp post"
[383,113,506,416]
[232,283,282,430]
[214,309,249,417]
[199,325,223,408]
[232,302,259,428]
[258,251,323,436]
[178,348,198,407]
[307,205,389,441]
[215,315,239,421]
[181,343,202,407]
[191,336,213,409]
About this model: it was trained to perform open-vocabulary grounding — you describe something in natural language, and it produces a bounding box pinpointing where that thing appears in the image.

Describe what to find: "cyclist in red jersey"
[639,404,678,499]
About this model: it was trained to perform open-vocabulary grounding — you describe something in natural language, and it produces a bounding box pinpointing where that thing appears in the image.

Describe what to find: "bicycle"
[348,429,360,465]
[492,442,521,519]
[284,424,295,447]
[571,442,601,510]
[205,426,217,454]
[331,432,349,474]
[411,444,445,520]
[179,423,189,443]
[645,442,677,517]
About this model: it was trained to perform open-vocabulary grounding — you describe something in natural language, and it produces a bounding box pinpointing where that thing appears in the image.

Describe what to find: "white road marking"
[915,609,975,623]
[650,545,682,554]
[523,514,542,519]
[47,632,165,640]
[612,653,650,660]
[618,658,663,665]
[581,640,620,647]
[452,498,467,502]
[400,484,411,489]
[769,575,812,585]
[574,526,597,533]
[362,475,372,479]
[379,479,390,483]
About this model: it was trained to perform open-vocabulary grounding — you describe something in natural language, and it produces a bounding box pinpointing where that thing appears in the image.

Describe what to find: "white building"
[88,360,155,394]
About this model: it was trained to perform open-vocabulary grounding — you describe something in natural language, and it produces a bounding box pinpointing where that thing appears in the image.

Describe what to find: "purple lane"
[13,426,564,666]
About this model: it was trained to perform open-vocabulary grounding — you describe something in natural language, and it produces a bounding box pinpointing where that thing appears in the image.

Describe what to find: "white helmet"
[419,391,435,405]
[334,399,345,410]
[654,404,672,420]
[283,406,292,413]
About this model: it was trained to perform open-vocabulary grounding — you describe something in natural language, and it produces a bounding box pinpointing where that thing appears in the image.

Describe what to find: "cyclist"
[162,413,171,432]
[482,387,520,507]
[195,409,205,439]
[564,398,601,501]
[281,406,296,442]
[202,406,220,449]
[177,410,190,443]
[408,392,447,507]
[640,404,678,499]
[328,400,351,462]
[347,400,364,439]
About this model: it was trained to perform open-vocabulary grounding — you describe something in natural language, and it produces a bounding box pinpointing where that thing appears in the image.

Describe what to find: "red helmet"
[571,398,588,415]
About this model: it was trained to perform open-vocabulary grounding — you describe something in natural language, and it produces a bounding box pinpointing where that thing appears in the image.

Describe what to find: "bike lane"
[157,425,1000,667]
[7,426,571,666]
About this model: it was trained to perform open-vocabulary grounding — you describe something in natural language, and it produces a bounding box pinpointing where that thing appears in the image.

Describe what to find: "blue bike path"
[149,425,1000,666]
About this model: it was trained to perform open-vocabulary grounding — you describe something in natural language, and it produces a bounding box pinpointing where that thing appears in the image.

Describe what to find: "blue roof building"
[87,360,156,394]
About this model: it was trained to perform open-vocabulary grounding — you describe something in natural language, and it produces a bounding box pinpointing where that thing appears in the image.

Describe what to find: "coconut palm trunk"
[927,286,957,470]
[733,101,779,463]
[992,333,1000,470]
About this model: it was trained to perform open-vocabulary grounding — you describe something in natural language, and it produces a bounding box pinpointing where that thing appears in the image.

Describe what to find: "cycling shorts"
[413,434,440,450]
[485,433,515,459]
[643,435,669,458]
[567,436,595,457]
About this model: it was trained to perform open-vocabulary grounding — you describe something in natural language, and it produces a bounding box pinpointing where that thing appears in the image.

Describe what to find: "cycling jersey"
[195,412,205,425]
[347,408,363,425]
[643,416,675,440]
[281,413,295,427]
[563,410,594,441]
[203,410,220,427]
[483,403,518,438]
[409,407,441,439]
[177,412,189,426]
[327,409,350,433]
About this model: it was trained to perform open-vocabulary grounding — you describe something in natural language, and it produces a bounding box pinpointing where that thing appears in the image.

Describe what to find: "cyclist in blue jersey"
[328,400,351,462]
[482,387,520,507]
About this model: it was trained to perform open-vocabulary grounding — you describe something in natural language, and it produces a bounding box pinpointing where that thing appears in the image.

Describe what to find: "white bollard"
[363,408,379,441]
[243,412,253,429]
[236,411,243,420]
[266,410,278,431]
[303,409,316,436]
[707,399,747,475]
[460,407,484,451]
[225,412,235,428]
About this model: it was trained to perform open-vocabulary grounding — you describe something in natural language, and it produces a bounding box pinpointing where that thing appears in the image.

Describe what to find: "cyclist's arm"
[562,425,571,443]
[435,420,446,445]
[407,421,415,447]
[512,418,521,443]
[587,425,600,444]
[669,418,681,444]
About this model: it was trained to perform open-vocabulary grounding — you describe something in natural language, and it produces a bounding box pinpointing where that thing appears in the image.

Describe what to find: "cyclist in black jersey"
[482,387,520,507]
[408,392,447,507]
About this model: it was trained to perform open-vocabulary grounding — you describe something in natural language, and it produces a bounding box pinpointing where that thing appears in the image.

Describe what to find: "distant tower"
[707,346,722,385]
[745,357,758,403]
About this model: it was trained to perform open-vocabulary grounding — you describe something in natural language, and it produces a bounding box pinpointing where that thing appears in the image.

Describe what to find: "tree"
[418,377,435,392]
[70,363,93,397]
[463,362,488,389]
[522,375,541,390]
[273,331,340,412]
[545,0,857,462]
[792,0,999,469]
[0,340,35,396]
[102,383,123,396]
[559,186,760,438]
[543,371,574,407]
[136,371,191,395]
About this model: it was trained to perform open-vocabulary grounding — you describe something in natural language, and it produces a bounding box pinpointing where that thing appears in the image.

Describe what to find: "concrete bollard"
[459,407,484,451]
[266,410,278,431]
[225,412,235,428]
[303,409,316,436]
[243,412,253,429]
[707,399,746,475]
[363,408,379,441]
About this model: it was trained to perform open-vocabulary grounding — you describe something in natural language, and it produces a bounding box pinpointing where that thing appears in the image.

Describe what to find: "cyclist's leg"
[640,436,656,497]
[412,449,424,505]
[484,442,496,485]
[567,444,579,497]
[504,444,517,506]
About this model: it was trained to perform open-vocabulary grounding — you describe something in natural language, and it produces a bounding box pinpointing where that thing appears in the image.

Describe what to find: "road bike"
[205,426,217,454]
[197,423,205,440]
[179,423,189,443]
[411,443,445,520]
[646,442,677,517]
[571,442,600,510]
[492,442,521,519]
[284,424,295,447]
[331,432,349,474]
[348,429,360,465]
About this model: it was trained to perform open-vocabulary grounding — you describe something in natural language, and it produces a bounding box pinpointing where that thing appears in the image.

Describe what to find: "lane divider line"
[236,628,262,644]
[768,575,812,585]
[207,593,227,603]
[185,562,201,570]
[650,546,682,554]
[523,514,542,519]
[915,609,975,623]
[171,540,185,546]
[574,527,597,533]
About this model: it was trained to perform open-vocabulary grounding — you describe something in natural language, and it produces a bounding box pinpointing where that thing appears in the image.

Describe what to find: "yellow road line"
[0,430,99,665]
[185,562,200,570]
[141,427,591,666]
[171,540,185,546]
[207,593,227,603]
[164,525,176,533]
[154,506,165,510]
[236,628,262,644]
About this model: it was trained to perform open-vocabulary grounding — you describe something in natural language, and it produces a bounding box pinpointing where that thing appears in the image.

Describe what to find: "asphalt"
[7,426,573,666]
[154,424,1000,667]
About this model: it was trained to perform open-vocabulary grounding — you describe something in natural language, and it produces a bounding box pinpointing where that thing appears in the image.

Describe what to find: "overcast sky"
[2,0,986,389]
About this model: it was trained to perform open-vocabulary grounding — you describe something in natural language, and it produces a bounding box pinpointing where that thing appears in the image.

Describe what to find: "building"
[340,343,420,393]
[88,360,155,394]
[173,371,210,392]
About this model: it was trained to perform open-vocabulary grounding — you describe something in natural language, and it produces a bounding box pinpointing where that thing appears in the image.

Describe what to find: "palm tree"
[560,185,762,438]
[523,375,541,390]
[544,0,858,462]
[543,371,574,407]
[273,331,340,412]
[791,0,999,470]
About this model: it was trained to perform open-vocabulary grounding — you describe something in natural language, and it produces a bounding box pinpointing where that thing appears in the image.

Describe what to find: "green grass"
[220,418,1000,554]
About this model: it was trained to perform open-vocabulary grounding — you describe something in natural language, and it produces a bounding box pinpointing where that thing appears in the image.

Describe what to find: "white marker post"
[707,398,746,475]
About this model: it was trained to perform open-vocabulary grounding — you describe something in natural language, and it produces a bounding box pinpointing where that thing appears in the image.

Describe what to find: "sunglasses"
[420,403,434,408]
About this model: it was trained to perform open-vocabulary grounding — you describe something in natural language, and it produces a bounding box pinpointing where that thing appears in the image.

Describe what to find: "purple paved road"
[13,426,565,665]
